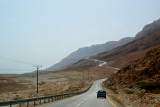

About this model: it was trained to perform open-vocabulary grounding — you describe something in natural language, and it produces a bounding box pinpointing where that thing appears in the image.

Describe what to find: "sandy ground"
[0,66,115,102]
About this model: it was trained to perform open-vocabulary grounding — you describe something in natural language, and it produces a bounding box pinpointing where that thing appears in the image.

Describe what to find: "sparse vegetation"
[13,95,23,100]
[154,104,160,107]
[104,46,160,107]
[0,66,113,102]
[137,92,145,99]
[107,87,117,90]
[138,81,160,91]
[107,87,118,94]
[125,90,134,94]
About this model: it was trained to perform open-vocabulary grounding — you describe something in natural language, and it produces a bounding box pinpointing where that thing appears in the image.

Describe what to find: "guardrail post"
[40,99,41,105]
[0,83,93,107]
[19,102,21,107]
[34,100,36,106]
[27,101,29,107]
[48,98,50,102]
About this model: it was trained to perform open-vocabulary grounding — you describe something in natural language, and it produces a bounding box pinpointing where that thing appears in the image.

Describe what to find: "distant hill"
[46,37,134,70]
[92,18,160,68]
[47,18,160,71]
[66,59,99,70]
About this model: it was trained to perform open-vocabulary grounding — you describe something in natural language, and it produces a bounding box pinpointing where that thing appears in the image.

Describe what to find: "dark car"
[97,90,106,98]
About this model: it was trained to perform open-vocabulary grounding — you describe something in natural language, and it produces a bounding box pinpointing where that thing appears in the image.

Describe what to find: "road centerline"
[75,98,89,107]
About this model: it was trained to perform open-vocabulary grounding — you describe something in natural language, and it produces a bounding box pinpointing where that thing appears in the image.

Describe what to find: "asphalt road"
[39,79,122,107]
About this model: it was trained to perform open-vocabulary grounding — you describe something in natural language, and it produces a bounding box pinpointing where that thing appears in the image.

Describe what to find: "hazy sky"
[0,0,160,73]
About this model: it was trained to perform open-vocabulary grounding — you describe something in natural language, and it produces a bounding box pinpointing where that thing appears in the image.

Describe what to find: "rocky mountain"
[47,18,160,71]
[105,46,160,91]
[135,18,160,39]
[47,37,134,70]
[92,19,160,68]
[66,59,99,70]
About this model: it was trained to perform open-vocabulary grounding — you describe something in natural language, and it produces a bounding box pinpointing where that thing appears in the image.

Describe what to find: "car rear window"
[98,90,106,93]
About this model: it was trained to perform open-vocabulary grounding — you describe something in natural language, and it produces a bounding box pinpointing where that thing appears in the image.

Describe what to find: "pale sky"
[0,0,160,73]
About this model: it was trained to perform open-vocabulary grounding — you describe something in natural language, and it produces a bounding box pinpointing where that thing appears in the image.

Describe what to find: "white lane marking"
[94,84,98,92]
[76,101,84,107]
[94,83,100,92]
[76,98,88,107]
[84,98,88,101]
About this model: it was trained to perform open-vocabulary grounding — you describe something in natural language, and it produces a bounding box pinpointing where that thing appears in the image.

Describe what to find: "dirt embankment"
[104,46,160,106]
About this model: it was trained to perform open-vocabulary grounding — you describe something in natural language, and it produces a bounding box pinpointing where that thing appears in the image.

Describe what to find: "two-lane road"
[39,79,121,107]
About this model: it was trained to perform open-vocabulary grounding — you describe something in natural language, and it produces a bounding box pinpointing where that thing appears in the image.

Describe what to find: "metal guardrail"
[0,84,92,107]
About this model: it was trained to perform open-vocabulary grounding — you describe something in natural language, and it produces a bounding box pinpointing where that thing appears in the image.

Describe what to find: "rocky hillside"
[64,18,160,70]
[135,18,160,39]
[47,37,133,70]
[105,46,160,92]
[92,18,160,68]
[47,18,160,71]
[66,59,99,70]
[92,26,160,68]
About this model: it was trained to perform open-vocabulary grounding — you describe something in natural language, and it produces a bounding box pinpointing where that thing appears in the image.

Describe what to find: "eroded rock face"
[105,46,160,89]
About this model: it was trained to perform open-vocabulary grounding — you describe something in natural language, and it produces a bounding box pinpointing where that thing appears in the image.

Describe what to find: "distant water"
[0,69,34,74]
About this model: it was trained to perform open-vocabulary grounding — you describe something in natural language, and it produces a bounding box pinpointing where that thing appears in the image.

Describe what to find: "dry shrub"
[110,95,124,106]
[152,89,160,94]
[125,90,134,94]
[138,81,160,91]
[137,93,145,99]
[107,87,118,94]
[43,93,52,97]
[13,95,23,100]
[154,104,160,107]
[145,100,150,104]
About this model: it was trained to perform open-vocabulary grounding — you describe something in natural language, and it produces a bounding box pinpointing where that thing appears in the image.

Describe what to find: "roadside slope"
[103,46,160,107]
[105,46,160,89]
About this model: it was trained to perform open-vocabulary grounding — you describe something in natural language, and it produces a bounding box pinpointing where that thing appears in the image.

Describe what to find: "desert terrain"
[103,46,160,107]
[0,66,115,102]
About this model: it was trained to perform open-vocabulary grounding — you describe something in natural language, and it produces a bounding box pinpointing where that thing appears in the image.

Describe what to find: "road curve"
[88,58,120,70]
[39,79,122,107]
